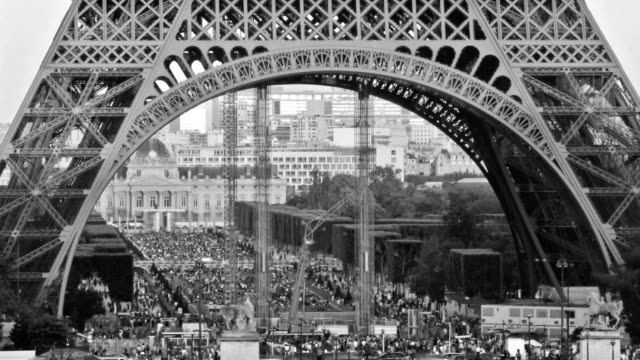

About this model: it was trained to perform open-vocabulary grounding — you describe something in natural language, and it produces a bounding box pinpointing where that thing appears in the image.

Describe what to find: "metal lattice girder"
[77,72,100,105]
[542,107,639,116]
[566,154,630,189]
[44,157,104,188]
[24,108,127,117]
[522,75,584,108]
[223,91,239,305]
[568,147,640,155]
[355,83,373,334]
[1,198,36,259]
[3,0,640,311]
[11,114,74,148]
[11,238,63,270]
[77,114,109,146]
[253,85,271,325]
[14,149,103,157]
[0,192,80,209]
[7,272,49,281]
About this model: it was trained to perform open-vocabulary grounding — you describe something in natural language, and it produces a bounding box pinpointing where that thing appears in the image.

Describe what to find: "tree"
[28,315,69,355]
[64,288,105,331]
[0,257,32,318]
[408,234,449,301]
[593,245,640,343]
[9,315,32,350]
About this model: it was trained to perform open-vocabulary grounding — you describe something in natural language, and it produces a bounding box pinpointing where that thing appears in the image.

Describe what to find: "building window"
[204,197,211,209]
[150,195,157,207]
[181,196,187,207]
[275,195,281,203]
[165,170,170,178]
[136,195,143,208]
[119,196,125,208]
[216,198,222,207]
[163,195,171,207]
[107,198,113,208]
[136,169,141,176]
[193,197,198,207]
[391,150,396,155]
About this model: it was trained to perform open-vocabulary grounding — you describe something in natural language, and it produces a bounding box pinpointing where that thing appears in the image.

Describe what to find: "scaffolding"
[355,81,373,335]
[254,85,271,327]
[223,92,239,304]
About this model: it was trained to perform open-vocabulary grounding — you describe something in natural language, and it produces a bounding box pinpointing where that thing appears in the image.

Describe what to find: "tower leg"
[254,84,271,329]
[355,81,373,335]
[223,92,239,304]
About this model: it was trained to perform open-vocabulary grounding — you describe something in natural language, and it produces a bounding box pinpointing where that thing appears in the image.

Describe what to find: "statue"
[585,291,624,329]
[219,296,256,332]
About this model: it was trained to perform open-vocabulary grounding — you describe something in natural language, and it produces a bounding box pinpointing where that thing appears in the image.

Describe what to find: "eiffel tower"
[1,0,639,325]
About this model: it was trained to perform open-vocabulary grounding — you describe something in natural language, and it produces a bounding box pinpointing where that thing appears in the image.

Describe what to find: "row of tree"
[290,166,640,343]
[0,259,108,353]
[287,166,514,296]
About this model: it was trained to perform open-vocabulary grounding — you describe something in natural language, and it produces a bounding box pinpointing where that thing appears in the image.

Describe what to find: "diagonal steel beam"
[25,108,128,117]
[1,198,35,259]
[44,74,76,109]
[4,157,37,189]
[12,114,75,148]
[522,74,583,108]
[606,193,636,226]
[14,148,102,157]
[45,157,103,188]
[7,272,48,280]
[11,238,62,270]
[77,113,109,146]
[0,189,85,197]
[34,196,68,229]
[567,154,630,189]
[560,112,592,145]
[77,72,100,105]
[0,196,30,218]
[537,229,587,258]
[84,74,144,109]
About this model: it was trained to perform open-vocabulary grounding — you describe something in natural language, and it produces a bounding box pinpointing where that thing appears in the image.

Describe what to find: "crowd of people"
[128,231,255,263]
[73,228,637,360]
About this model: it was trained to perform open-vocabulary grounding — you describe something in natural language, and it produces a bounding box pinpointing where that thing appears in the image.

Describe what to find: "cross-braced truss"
[1,0,640,313]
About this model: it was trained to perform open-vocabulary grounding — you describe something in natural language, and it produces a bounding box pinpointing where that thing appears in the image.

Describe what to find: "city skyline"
[0,0,639,127]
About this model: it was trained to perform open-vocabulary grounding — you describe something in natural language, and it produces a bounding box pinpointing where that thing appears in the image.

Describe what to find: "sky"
[0,0,639,128]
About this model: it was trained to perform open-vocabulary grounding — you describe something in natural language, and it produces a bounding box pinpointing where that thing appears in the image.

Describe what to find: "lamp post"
[585,333,590,360]
[533,258,545,303]
[465,296,470,321]
[527,314,532,359]
[556,258,569,357]
[195,259,204,360]
[610,340,615,360]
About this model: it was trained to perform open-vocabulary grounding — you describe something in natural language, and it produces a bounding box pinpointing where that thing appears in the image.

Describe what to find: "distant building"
[176,145,405,191]
[432,148,482,176]
[409,123,442,146]
[405,153,432,176]
[97,138,287,230]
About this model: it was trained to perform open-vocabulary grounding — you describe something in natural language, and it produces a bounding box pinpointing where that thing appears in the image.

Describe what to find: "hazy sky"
[0,0,638,126]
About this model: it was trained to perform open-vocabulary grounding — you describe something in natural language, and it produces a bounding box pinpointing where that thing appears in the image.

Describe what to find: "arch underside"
[1,44,639,307]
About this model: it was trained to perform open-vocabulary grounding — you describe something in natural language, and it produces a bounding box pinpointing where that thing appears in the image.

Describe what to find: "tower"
[0,0,638,316]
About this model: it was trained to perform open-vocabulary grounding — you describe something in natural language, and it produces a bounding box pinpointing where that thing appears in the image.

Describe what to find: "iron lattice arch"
[1,0,640,313]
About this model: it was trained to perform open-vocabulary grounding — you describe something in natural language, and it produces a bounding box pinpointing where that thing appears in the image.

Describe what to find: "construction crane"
[288,194,353,322]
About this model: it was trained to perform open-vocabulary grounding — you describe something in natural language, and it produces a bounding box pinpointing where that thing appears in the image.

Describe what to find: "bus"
[481,303,590,339]
[160,331,209,352]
